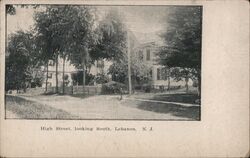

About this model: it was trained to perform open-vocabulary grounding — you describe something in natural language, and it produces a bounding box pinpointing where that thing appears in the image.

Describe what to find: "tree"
[89,8,127,62]
[5,31,41,92]
[158,6,202,96]
[63,6,98,91]
[71,71,96,86]
[34,16,56,92]
[34,6,68,93]
[6,5,16,15]
[68,7,128,91]
[170,67,197,92]
[108,51,151,88]
[91,9,133,90]
[34,6,97,94]
[157,66,171,90]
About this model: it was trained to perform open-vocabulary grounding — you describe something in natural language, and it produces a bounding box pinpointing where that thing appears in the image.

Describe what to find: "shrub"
[95,73,109,84]
[101,81,127,94]
[192,80,198,87]
[134,85,143,90]
[142,84,152,93]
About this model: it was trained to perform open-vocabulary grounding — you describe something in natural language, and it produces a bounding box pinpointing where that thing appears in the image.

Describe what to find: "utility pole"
[127,30,132,95]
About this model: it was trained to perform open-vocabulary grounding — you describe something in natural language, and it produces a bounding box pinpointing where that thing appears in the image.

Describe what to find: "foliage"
[35,6,95,62]
[34,5,98,90]
[142,84,152,93]
[5,31,42,91]
[31,77,43,88]
[71,71,95,86]
[90,8,127,62]
[158,6,202,94]
[60,6,98,68]
[101,81,126,94]
[6,5,16,15]
[95,73,109,84]
[108,50,151,86]
[158,6,202,69]
[170,67,198,81]
[108,60,127,83]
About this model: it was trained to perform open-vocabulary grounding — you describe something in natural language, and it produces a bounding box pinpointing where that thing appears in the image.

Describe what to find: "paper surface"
[0,0,249,157]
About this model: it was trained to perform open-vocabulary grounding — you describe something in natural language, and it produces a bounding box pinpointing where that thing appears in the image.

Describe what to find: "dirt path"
[19,95,191,120]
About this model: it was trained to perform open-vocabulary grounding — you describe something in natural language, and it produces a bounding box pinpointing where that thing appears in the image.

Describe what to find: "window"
[146,49,150,61]
[48,60,54,66]
[48,72,52,78]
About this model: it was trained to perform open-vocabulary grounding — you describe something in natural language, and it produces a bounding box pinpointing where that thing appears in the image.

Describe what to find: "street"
[5,94,199,120]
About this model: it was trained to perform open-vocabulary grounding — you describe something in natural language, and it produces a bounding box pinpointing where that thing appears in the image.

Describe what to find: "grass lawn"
[123,92,201,120]
[132,92,200,104]
[5,95,79,119]
[122,99,200,120]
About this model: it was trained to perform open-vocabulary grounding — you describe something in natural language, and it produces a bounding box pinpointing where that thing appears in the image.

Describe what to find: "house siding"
[135,42,193,88]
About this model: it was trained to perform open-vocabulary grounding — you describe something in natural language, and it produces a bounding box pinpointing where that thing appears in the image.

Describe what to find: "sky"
[7,5,170,43]
[7,7,36,34]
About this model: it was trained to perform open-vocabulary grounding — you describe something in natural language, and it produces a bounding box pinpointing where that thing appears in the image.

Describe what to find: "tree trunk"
[16,85,19,93]
[185,77,189,93]
[55,54,59,94]
[127,31,132,95]
[62,56,65,94]
[167,76,170,90]
[23,82,26,93]
[197,70,201,97]
[45,62,49,93]
[82,59,85,93]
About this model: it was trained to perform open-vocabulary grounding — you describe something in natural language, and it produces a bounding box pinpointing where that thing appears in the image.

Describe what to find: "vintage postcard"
[0,0,249,157]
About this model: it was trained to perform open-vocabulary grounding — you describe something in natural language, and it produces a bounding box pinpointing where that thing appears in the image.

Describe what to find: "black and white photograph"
[1,1,250,157]
[5,4,202,120]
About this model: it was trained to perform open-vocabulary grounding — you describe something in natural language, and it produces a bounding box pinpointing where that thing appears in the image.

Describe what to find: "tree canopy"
[5,31,40,91]
[90,9,127,62]
[108,51,151,85]
[34,5,98,89]
[158,6,202,70]
[158,6,202,94]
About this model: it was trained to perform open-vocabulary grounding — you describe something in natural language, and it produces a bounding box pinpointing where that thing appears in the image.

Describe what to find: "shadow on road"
[137,101,200,120]
[148,93,200,104]
[123,99,200,120]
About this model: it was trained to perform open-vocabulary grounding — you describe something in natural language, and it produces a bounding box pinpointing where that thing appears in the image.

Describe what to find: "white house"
[133,41,193,89]
[42,57,77,88]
